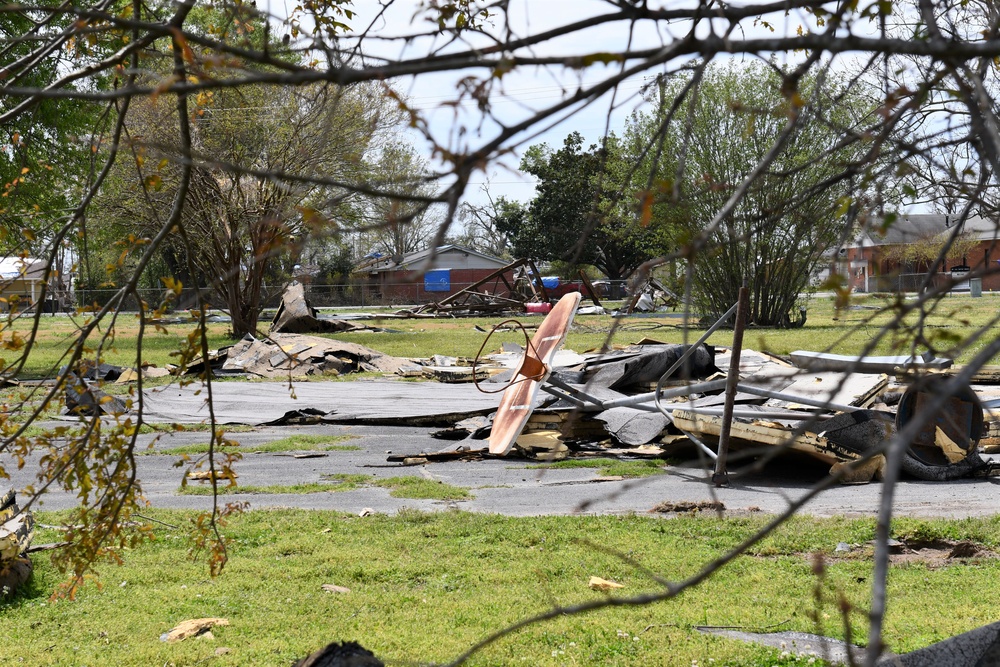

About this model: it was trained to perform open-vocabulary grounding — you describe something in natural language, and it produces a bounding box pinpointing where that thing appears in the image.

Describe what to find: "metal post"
[657,301,738,384]
[714,285,749,487]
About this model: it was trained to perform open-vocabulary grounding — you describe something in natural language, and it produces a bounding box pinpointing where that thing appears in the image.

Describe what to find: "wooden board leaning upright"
[488,292,582,455]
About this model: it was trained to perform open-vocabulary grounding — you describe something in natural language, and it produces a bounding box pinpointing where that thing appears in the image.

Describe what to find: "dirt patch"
[818,539,998,568]
[650,500,726,513]
[888,539,998,567]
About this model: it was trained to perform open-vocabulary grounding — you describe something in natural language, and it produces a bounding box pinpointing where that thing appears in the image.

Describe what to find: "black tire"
[895,378,986,481]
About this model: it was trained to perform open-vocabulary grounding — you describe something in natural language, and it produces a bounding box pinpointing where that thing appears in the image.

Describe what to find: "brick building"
[842,214,1000,292]
[354,245,512,304]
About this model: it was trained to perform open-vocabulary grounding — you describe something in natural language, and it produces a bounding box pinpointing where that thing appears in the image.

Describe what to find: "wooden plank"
[421,366,490,383]
[670,409,862,465]
[933,364,1000,384]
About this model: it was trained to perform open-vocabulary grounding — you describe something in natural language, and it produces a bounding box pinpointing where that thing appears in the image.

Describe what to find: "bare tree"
[3,0,1000,662]
[455,181,517,259]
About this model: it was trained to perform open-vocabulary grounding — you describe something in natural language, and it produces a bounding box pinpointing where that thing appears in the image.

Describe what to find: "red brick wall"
[378,268,515,303]
[848,240,1000,292]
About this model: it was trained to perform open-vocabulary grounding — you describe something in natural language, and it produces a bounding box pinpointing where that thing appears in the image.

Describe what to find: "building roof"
[852,214,1000,247]
[0,257,46,281]
[359,245,509,273]
[948,215,1000,241]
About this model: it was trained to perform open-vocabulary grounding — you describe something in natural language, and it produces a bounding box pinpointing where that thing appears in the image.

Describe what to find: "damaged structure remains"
[57,290,991,487]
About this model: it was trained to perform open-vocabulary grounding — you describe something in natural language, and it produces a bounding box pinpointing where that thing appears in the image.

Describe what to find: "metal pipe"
[663,404,834,421]
[545,376,604,406]
[538,384,594,409]
[598,378,730,410]
[656,300,739,383]
[735,384,860,413]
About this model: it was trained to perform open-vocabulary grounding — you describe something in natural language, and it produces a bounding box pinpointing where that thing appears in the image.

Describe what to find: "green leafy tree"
[0,11,106,299]
[354,143,439,260]
[505,132,664,281]
[633,62,876,325]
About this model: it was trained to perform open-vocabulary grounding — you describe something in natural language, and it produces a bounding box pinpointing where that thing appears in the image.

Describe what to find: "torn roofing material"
[269,282,362,334]
[585,344,717,391]
[222,333,411,378]
[140,380,509,426]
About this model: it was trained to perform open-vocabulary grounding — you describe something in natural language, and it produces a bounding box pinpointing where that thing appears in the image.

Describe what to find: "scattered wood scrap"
[0,489,34,597]
[650,500,726,513]
[588,576,625,591]
[161,617,229,642]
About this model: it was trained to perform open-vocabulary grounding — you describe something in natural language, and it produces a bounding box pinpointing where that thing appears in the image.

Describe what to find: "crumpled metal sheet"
[269,282,361,334]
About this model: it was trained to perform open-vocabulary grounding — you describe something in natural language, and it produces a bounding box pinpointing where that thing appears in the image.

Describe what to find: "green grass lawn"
[5,510,1000,667]
[151,434,359,456]
[5,292,1000,381]
[178,475,473,500]
[329,292,1000,364]
[526,458,666,478]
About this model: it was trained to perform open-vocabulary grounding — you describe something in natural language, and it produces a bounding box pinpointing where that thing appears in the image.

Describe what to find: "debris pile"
[222,333,412,378]
[0,489,34,597]
[270,282,365,334]
[395,294,995,485]
[63,289,997,488]
[624,276,678,313]
[409,258,551,315]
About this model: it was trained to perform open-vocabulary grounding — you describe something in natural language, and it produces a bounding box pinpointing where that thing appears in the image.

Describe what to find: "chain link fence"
[866,273,956,294]
[69,280,637,312]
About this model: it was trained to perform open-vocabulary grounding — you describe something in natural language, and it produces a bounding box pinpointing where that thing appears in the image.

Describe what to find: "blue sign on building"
[424,269,451,292]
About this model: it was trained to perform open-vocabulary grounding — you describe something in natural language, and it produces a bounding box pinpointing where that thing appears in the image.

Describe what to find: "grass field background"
[3,293,1000,665]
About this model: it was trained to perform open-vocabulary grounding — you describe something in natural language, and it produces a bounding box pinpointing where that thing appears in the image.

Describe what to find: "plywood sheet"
[670,409,863,465]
